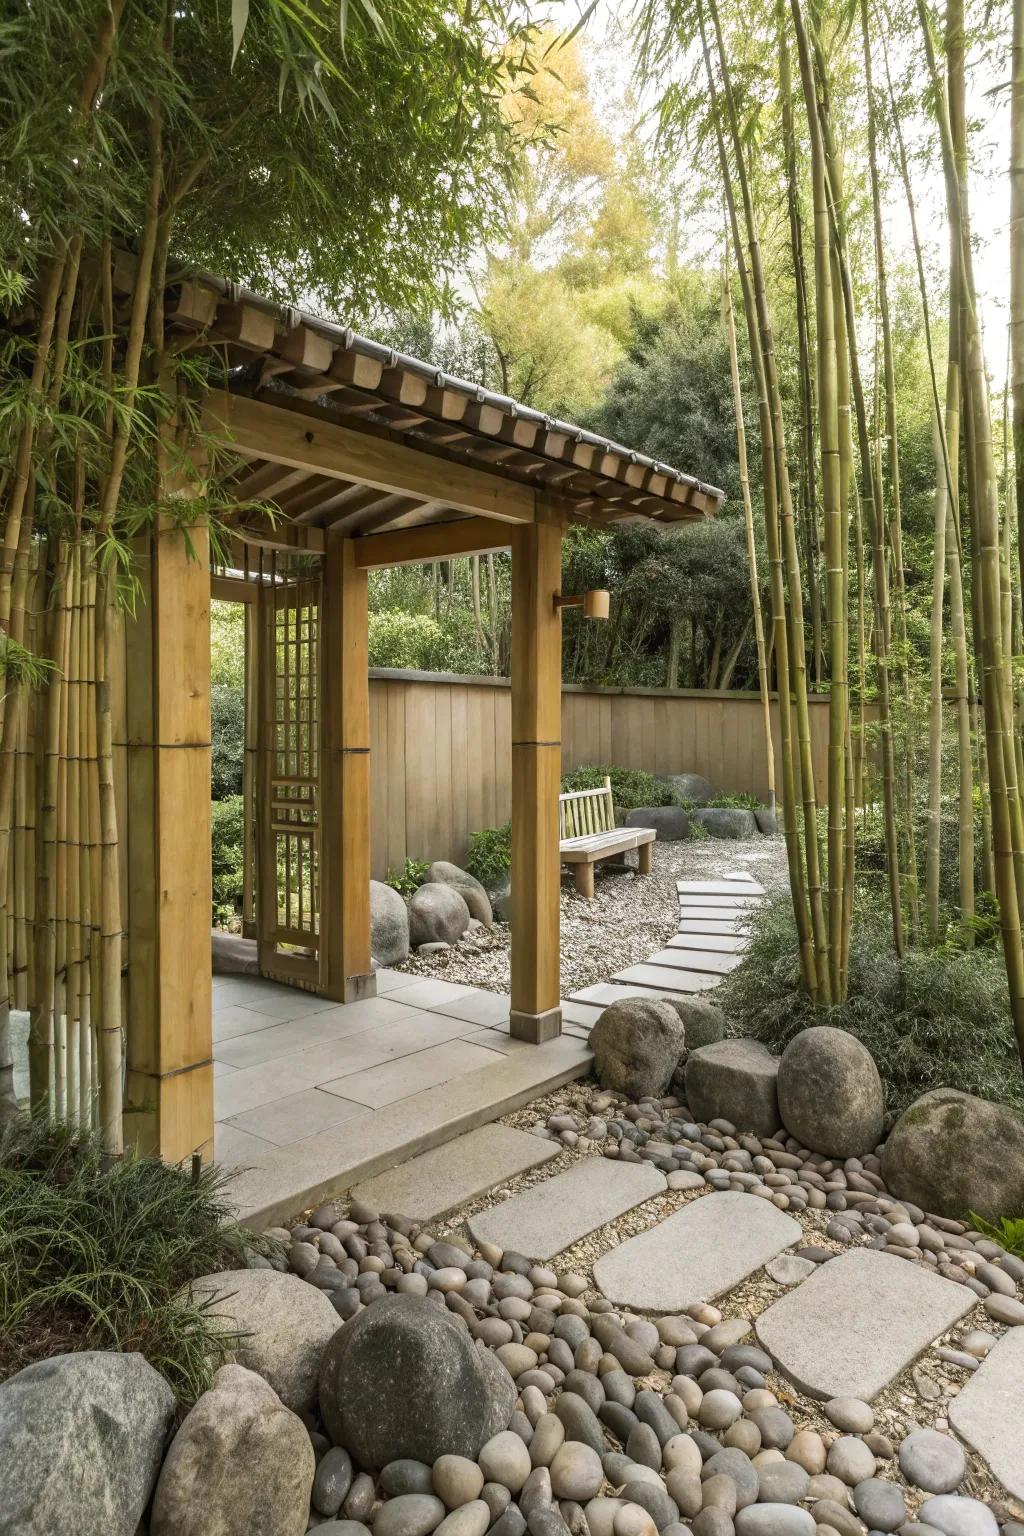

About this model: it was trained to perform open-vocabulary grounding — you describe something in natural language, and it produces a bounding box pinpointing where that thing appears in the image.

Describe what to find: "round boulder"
[151,1365,314,1536]
[318,1295,516,1469]
[777,1027,884,1157]
[0,1351,175,1536]
[664,995,727,1056]
[658,773,714,807]
[408,882,472,947]
[684,1039,780,1137]
[590,997,687,1099]
[371,880,411,967]
[425,862,493,926]
[691,808,758,840]
[190,1268,340,1413]
[624,807,690,842]
[881,1088,1024,1221]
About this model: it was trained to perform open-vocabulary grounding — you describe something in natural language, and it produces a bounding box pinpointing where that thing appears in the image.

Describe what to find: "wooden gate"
[256,556,323,986]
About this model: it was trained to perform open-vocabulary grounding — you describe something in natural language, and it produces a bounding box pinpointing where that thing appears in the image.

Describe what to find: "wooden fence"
[367,669,850,879]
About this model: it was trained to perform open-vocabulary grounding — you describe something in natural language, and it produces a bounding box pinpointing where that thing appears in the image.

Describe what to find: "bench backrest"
[559,777,615,838]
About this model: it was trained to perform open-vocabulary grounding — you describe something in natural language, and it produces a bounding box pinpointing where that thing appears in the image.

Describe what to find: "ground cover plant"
[0,1118,266,1400]
[718,895,1024,1120]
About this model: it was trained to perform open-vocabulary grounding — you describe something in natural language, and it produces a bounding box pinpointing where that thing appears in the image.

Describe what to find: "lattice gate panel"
[256,555,323,986]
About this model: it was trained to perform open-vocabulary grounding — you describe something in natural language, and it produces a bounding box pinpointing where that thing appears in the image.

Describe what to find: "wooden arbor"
[123,267,723,1161]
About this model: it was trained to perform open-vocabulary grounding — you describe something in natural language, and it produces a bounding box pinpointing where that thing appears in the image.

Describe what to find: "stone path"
[467,1155,665,1260]
[756,1248,975,1401]
[592,1190,800,1311]
[562,871,765,1032]
[949,1326,1024,1498]
[349,1124,559,1222]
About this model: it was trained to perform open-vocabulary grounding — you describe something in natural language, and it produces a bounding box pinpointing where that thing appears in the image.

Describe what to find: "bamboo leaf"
[231,0,250,66]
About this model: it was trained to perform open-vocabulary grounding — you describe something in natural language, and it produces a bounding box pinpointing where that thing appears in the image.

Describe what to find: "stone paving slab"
[646,947,742,976]
[571,982,685,1006]
[948,1325,1024,1498]
[350,1123,560,1222]
[677,880,766,895]
[678,893,764,908]
[676,918,747,936]
[674,907,749,925]
[668,931,749,954]
[469,1156,665,1261]
[756,1249,974,1401]
[593,1191,800,1311]
[613,964,721,992]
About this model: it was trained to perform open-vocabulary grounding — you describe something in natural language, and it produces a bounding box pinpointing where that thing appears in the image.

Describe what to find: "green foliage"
[970,1213,1024,1258]
[0,1117,270,1399]
[384,857,428,897]
[466,823,513,889]
[369,611,483,674]
[211,795,245,925]
[718,895,1024,1118]
[210,601,245,690]
[211,683,244,800]
[708,792,761,809]
[561,764,674,811]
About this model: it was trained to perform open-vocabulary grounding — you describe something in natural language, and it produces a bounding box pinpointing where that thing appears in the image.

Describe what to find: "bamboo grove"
[636,0,1024,1069]
[0,0,535,1142]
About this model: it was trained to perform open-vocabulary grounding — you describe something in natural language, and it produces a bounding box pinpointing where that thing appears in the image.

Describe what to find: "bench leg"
[638,842,653,875]
[575,863,595,899]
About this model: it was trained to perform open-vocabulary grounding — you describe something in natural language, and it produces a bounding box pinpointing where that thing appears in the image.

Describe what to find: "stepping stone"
[677,919,748,937]
[948,1325,1024,1497]
[678,893,763,908]
[469,1157,665,1261]
[756,1249,974,1401]
[646,947,742,976]
[350,1123,559,1221]
[593,1191,800,1311]
[612,964,721,993]
[674,907,750,924]
[669,931,748,954]
[572,983,690,1007]
[677,880,765,896]
[560,999,603,1029]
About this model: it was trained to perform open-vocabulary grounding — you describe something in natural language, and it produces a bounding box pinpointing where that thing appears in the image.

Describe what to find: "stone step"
[755,1248,974,1401]
[677,879,766,896]
[949,1324,1024,1498]
[349,1123,559,1222]
[593,1191,801,1311]
[676,906,753,924]
[644,947,742,976]
[571,982,694,1008]
[678,893,763,909]
[612,963,722,993]
[668,931,749,954]
[676,916,746,934]
[468,1156,665,1261]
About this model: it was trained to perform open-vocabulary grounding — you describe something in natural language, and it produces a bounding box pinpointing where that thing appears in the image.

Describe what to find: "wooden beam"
[509,501,564,1043]
[232,511,325,554]
[204,390,537,524]
[352,516,514,569]
[124,440,213,1161]
[319,534,374,1003]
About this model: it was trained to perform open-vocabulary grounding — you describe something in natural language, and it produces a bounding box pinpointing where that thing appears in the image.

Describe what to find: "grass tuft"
[716,894,1024,1120]
[0,1117,271,1402]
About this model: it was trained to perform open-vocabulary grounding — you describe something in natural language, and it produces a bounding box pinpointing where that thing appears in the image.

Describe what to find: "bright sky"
[550,0,1013,392]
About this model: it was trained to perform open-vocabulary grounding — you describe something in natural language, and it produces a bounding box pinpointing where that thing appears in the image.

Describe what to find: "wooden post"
[320,533,375,1002]
[510,503,563,1042]
[124,445,214,1161]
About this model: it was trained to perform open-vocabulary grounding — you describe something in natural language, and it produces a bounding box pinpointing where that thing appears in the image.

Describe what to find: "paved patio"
[214,970,592,1226]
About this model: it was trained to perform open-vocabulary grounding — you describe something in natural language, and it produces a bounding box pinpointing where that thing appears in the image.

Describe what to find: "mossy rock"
[664,995,727,1055]
[881,1087,1024,1222]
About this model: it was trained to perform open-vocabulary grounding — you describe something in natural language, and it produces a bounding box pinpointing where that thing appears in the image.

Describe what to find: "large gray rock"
[777,1026,884,1157]
[425,862,493,925]
[491,879,512,923]
[658,773,715,806]
[212,929,259,975]
[685,1039,780,1137]
[590,997,687,1099]
[664,995,728,1056]
[371,880,411,967]
[190,1268,339,1413]
[754,808,778,835]
[151,1365,314,1536]
[881,1088,1024,1221]
[0,1351,174,1536]
[624,806,690,841]
[691,808,759,840]
[408,882,471,947]
[319,1296,516,1469]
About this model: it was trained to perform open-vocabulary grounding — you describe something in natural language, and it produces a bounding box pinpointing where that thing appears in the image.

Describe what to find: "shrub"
[384,857,429,897]
[466,822,512,889]
[717,893,1024,1119]
[211,681,245,800]
[561,764,674,811]
[0,1118,270,1399]
[211,795,245,925]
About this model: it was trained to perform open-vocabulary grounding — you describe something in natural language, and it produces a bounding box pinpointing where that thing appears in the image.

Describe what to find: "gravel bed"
[395,836,789,997]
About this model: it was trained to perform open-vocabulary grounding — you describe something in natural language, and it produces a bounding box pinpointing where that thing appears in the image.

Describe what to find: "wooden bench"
[559,777,656,899]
